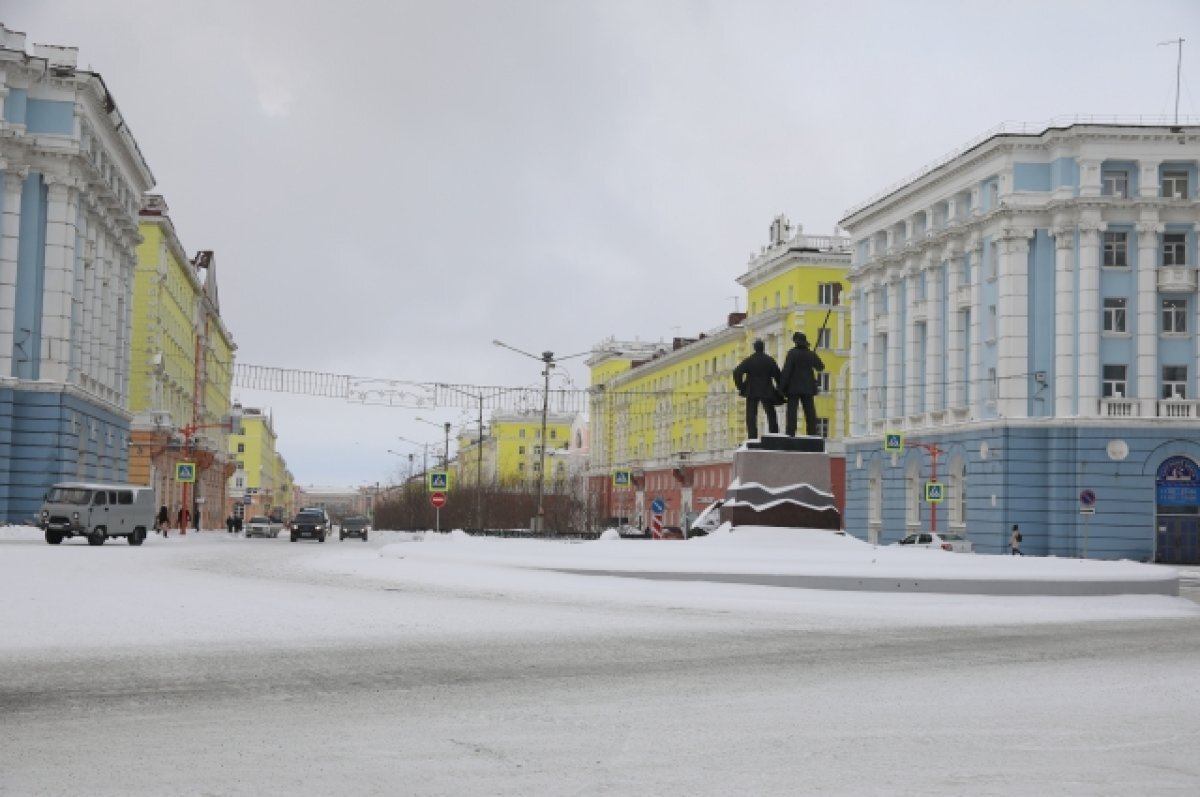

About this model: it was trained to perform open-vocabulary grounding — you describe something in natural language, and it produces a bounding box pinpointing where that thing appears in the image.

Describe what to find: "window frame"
[1162,233,1187,267]
[1101,170,1129,198]
[1162,170,1190,199]
[1103,297,1128,333]
[1162,365,1188,400]
[1102,364,1128,399]
[1103,231,1128,267]
[1162,298,1188,334]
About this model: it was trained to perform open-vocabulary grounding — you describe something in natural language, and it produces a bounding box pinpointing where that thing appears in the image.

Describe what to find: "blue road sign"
[924,481,944,503]
[1080,489,1096,507]
[613,469,631,488]
[176,462,196,483]
[884,433,904,452]
[428,471,449,491]
[651,497,666,515]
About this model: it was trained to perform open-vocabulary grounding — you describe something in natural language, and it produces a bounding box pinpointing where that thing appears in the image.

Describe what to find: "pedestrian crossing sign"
[427,471,449,491]
[613,469,631,488]
[924,481,944,503]
[884,433,904,452]
[176,462,196,483]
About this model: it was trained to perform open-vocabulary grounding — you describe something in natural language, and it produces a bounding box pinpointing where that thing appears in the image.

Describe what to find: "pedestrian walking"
[156,505,169,536]
[226,515,235,534]
[732,339,782,440]
[779,332,825,437]
[234,513,243,534]
[1010,524,1024,555]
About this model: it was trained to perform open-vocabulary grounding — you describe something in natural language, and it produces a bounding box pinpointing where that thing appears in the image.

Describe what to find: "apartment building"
[839,120,1200,562]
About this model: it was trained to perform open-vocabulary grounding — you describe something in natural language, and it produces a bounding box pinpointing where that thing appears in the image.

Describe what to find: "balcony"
[1157,266,1198,292]
[1158,399,1197,419]
[1100,399,1139,418]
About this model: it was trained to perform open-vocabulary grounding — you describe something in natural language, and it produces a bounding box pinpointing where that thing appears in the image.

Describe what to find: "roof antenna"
[1159,37,1185,125]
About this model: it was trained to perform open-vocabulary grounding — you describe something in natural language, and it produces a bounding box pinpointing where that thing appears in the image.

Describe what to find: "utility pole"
[1159,37,1186,125]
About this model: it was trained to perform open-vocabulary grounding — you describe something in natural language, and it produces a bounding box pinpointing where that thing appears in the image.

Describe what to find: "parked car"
[39,482,155,546]
[290,510,330,543]
[340,516,370,541]
[689,500,726,537]
[244,515,282,538]
[895,531,975,553]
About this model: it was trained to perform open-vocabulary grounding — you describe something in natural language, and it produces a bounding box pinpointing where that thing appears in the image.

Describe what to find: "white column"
[1137,160,1162,200]
[0,168,27,377]
[996,232,1032,417]
[1076,220,1104,414]
[1079,158,1102,198]
[886,275,902,419]
[38,178,79,383]
[968,245,984,414]
[925,259,943,415]
[1052,227,1076,416]
[904,267,922,417]
[1136,221,1163,415]
[864,284,880,426]
[946,251,965,408]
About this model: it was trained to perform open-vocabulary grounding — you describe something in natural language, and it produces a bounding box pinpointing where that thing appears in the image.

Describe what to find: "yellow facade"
[227,408,280,518]
[128,196,237,525]
[589,219,852,474]
[457,411,575,486]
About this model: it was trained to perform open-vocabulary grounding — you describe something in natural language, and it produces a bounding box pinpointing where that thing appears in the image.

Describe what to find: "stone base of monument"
[720,434,842,530]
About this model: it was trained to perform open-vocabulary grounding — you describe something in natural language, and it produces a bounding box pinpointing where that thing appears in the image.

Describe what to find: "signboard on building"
[1156,456,1200,506]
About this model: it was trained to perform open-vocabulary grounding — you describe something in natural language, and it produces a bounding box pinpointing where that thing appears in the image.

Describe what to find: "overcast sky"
[7,0,1199,488]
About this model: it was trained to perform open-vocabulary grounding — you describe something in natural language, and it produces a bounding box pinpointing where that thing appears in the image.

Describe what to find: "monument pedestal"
[720,435,842,530]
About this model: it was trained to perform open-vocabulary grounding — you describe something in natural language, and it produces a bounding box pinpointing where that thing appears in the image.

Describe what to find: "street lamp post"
[415,417,452,469]
[492,339,589,533]
[437,384,489,530]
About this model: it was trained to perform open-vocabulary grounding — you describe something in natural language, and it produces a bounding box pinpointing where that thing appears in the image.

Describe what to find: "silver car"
[244,516,282,538]
[896,531,974,553]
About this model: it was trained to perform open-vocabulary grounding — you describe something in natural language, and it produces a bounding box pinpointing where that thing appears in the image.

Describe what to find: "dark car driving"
[340,516,369,541]
[290,510,330,543]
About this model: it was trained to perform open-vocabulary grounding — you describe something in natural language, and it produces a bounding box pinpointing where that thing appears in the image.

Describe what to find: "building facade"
[840,121,1200,562]
[128,195,237,526]
[226,406,291,520]
[587,218,851,530]
[0,25,155,521]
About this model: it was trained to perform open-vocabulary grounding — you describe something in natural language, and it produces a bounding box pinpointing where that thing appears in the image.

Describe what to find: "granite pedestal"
[720,435,841,530]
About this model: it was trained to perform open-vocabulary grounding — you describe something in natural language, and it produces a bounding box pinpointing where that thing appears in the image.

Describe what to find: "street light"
[492,339,589,532]
[395,436,430,482]
[415,417,452,468]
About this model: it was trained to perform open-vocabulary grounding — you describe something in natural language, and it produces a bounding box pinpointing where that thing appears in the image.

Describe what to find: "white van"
[39,482,156,546]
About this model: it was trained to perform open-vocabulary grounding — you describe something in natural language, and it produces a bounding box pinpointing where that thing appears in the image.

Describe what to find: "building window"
[818,372,831,392]
[1101,170,1129,198]
[817,283,842,306]
[1162,233,1187,266]
[518,446,525,455]
[1102,365,1127,398]
[533,446,542,456]
[550,430,557,439]
[237,442,245,453]
[815,418,829,438]
[1103,232,1128,267]
[1163,299,1188,334]
[518,462,525,472]
[1163,366,1188,400]
[1162,170,1190,199]
[533,462,541,473]
[235,477,244,488]
[816,328,832,349]
[518,429,526,439]
[1103,297,1127,333]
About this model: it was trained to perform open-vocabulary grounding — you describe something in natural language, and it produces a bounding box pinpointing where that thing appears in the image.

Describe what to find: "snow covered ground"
[3,524,1200,795]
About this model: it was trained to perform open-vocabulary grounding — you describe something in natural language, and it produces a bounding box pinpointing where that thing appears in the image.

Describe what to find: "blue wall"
[25,99,74,135]
[1051,157,1080,192]
[1013,163,1051,192]
[13,173,46,380]
[1028,230,1056,416]
[0,388,131,524]
[3,87,27,124]
[844,422,1200,561]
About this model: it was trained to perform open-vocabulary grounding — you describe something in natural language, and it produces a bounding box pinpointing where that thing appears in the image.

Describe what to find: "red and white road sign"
[650,514,664,539]
[430,491,447,508]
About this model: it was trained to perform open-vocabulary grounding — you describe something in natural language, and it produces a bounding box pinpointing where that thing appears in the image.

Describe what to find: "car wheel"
[319,534,325,543]
[88,531,105,546]
[128,529,145,546]
[45,529,63,545]
[362,533,368,542]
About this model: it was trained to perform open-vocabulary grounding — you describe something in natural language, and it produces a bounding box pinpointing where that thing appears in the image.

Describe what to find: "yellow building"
[128,195,237,528]
[587,216,851,529]
[451,410,576,487]
[227,406,287,519]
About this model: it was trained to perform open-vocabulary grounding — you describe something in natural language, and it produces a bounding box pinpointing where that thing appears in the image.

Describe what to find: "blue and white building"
[839,120,1200,562]
[0,25,155,522]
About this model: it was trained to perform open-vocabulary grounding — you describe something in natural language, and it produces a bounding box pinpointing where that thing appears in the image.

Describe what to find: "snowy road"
[3,530,1200,796]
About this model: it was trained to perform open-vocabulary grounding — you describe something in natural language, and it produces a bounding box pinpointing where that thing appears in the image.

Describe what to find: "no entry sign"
[430,491,447,508]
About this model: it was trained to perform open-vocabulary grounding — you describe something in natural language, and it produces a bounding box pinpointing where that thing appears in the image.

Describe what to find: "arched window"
[948,457,967,528]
